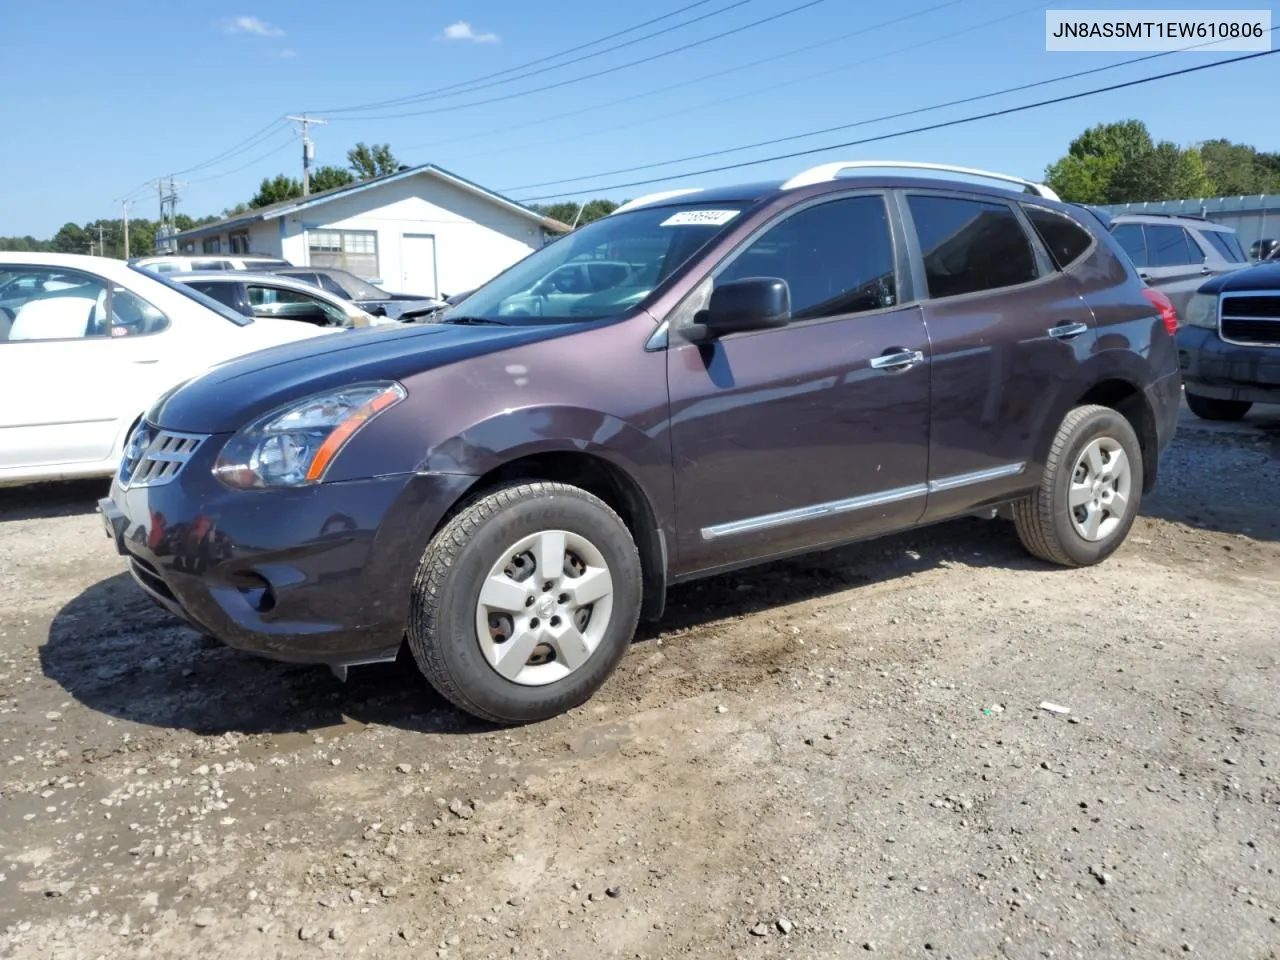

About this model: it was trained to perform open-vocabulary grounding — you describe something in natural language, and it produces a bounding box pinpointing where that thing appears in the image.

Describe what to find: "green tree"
[251,174,303,208]
[1199,139,1280,195]
[529,198,620,227]
[1046,119,1216,203]
[310,165,356,193]
[51,222,89,254]
[348,142,400,180]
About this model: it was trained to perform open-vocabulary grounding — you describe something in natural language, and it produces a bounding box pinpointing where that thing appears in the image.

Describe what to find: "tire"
[1013,404,1144,568]
[407,481,642,725]
[1185,391,1251,422]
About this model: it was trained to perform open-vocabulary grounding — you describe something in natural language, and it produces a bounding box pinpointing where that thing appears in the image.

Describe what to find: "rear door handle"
[869,348,924,371]
[1048,322,1089,341]
[132,358,160,364]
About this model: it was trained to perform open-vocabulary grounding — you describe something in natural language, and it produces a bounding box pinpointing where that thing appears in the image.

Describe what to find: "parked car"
[131,254,293,274]
[166,272,399,329]
[1107,213,1249,320]
[0,253,334,487]
[1249,238,1279,262]
[267,266,445,321]
[1177,259,1280,420]
[98,160,1181,725]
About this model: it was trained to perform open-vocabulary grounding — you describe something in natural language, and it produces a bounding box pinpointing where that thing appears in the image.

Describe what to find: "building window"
[201,236,221,254]
[308,229,378,279]
[178,241,195,254]
[229,230,251,254]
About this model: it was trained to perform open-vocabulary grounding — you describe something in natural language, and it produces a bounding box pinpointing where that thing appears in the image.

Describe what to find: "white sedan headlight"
[1183,292,1219,329]
[213,382,405,489]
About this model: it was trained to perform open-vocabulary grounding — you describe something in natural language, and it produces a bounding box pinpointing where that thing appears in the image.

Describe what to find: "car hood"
[1199,261,1280,294]
[149,320,583,434]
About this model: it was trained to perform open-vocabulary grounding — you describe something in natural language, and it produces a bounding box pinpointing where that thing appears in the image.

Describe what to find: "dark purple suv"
[99,162,1181,724]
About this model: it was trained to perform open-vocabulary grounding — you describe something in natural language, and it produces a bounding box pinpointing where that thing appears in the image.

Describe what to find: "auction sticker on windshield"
[660,210,740,227]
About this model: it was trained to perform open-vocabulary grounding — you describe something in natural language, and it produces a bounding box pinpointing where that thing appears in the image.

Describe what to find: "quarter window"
[308,229,379,279]
[1023,206,1094,270]
[908,195,1038,298]
[715,195,898,322]
[1201,230,1247,264]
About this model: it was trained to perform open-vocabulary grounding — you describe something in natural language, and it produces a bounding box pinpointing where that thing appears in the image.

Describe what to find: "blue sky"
[2,0,1276,235]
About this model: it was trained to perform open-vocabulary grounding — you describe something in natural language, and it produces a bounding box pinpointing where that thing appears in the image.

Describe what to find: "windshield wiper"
[436,315,508,326]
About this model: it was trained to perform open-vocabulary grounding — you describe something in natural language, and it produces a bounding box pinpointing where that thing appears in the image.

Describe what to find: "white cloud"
[225,16,285,37]
[440,20,499,43]
[278,47,298,58]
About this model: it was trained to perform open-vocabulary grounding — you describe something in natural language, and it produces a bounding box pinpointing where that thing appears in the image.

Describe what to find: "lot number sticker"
[660,210,739,227]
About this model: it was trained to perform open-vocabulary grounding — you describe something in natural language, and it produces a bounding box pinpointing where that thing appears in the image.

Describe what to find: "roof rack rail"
[1115,210,1210,222]
[610,188,704,214]
[780,161,1061,201]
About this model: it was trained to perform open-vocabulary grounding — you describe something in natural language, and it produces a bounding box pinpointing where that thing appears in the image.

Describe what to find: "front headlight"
[213,381,405,489]
[1183,292,1219,329]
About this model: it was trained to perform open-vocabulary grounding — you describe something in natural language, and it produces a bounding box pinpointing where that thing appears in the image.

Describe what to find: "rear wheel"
[407,481,642,724]
[1185,391,1251,422]
[1013,404,1143,568]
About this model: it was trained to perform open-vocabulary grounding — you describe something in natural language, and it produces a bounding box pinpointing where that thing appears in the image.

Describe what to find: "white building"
[170,164,570,297]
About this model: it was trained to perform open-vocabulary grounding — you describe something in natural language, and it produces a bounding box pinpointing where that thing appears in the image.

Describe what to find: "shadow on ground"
[0,478,110,522]
[42,518,1040,738]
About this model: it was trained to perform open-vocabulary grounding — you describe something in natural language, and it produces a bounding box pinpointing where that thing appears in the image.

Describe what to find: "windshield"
[131,265,253,326]
[447,202,749,323]
[328,270,389,300]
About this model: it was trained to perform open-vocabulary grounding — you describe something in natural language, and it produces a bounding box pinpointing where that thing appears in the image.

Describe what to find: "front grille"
[1220,291,1280,347]
[118,424,207,489]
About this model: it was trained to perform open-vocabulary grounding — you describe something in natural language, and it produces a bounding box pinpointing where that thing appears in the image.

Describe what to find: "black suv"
[1178,259,1280,419]
[100,161,1182,725]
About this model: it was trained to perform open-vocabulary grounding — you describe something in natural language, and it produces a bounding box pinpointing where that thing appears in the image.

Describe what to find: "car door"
[666,192,931,573]
[902,193,1099,524]
[0,265,173,470]
[1137,223,1206,319]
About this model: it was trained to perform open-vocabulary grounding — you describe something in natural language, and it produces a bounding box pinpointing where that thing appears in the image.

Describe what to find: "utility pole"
[121,199,131,259]
[153,177,182,252]
[286,114,328,195]
[98,223,105,258]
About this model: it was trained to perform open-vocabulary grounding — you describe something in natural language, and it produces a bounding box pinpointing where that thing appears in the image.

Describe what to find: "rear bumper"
[98,440,477,667]
[1177,325,1280,403]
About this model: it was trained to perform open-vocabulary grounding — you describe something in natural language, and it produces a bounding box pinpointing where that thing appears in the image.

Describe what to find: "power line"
[326,0,832,122]
[503,26,1267,193]
[517,47,1280,202]
[186,134,297,186]
[318,0,762,115]
[170,117,290,176]
[398,0,977,157]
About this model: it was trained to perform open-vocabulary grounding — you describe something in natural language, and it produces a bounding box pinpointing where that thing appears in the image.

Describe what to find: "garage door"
[400,234,437,298]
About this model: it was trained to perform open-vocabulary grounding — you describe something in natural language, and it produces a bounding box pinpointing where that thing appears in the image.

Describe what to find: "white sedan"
[0,253,336,487]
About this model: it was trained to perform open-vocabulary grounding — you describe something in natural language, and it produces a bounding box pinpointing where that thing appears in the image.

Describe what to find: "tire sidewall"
[1049,409,1144,565]
[433,491,642,723]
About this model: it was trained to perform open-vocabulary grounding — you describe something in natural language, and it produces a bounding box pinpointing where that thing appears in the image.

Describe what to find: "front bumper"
[1177,325,1280,403]
[98,435,477,667]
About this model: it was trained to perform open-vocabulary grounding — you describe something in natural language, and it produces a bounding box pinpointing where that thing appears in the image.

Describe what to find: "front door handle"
[132,358,160,364]
[869,348,924,371]
[1048,321,1089,341]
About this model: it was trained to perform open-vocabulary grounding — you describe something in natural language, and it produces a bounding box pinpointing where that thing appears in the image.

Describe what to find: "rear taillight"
[1142,288,1179,336]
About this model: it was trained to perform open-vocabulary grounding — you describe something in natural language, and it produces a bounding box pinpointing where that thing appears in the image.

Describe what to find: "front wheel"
[1013,404,1144,568]
[1185,391,1252,421]
[407,481,642,724]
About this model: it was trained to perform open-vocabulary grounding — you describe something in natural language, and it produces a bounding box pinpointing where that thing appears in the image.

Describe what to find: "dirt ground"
[2,404,1279,960]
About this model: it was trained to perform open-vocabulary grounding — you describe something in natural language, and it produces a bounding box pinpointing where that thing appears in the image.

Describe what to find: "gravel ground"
[1,403,1279,960]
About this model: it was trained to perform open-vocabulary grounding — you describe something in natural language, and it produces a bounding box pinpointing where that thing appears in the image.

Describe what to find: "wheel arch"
[1060,375,1159,494]
[422,423,672,623]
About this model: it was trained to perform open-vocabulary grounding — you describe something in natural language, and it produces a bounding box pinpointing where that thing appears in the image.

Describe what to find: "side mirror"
[692,278,791,340]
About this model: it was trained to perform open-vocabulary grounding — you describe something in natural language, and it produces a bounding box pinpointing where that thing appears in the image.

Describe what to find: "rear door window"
[1146,226,1197,267]
[907,195,1038,298]
[1111,224,1147,266]
[188,281,246,314]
